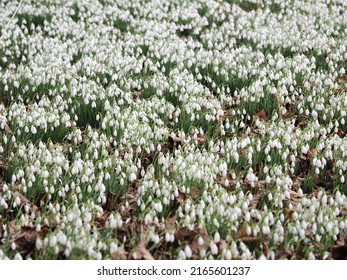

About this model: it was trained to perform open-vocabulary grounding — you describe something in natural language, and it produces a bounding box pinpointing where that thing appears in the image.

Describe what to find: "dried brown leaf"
[7,220,17,236]
[175,190,187,204]
[191,134,205,144]
[104,191,117,211]
[168,135,184,146]
[325,170,333,180]
[239,237,261,244]
[3,123,12,134]
[190,186,201,201]
[331,238,347,260]
[142,151,155,171]
[292,176,305,187]
[121,206,133,220]
[288,190,302,202]
[110,248,128,260]
[132,241,154,260]
[218,240,228,251]
[10,225,48,256]
[249,191,263,209]
[95,210,111,230]
[0,161,7,171]
[37,192,46,208]
[133,90,142,98]
[275,248,293,259]
[262,242,269,256]
[253,109,269,123]
[182,228,210,258]
[236,224,248,239]
[175,226,208,243]
[282,113,298,122]
[307,148,317,159]
[0,176,3,193]
[337,128,345,137]
[13,191,38,214]
[295,118,308,128]
[12,227,37,249]
[165,215,177,232]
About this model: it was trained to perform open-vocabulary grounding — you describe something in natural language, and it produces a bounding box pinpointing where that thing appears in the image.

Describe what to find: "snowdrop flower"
[178,250,186,260]
[214,232,220,243]
[210,241,218,255]
[198,236,204,246]
[165,232,171,243]
[184,245,192,259]
[308,252,315,260]
[129,172,136,182]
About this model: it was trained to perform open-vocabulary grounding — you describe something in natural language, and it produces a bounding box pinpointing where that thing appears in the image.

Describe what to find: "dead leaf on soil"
[117,221,153,244]
[239,236,261,244]
[253,109,269,123]
[0,176,3,193]
[331,238,347,260]
[181,227,210,258]
[275,248,293,259]
[142,151,155,171]
[174,226,208,243]
[236,224,248,239]
[175,190,187,204]
[262,242,269,256]
[218,240,228,252]
[282,113,298,123]
[307,148,317,159]
[7,220,17,236]
[95,210,111,230]
[13,191,39,214]
[0,161,7,171]
[337,128,345,138]
[191,133,205,144]
[168,135,185,147]
[293,114,309,128]
[190,186,201,201]
[132,241,154,260]
[3,123,12,134]
[165,215,177,232]
[288,190,302,203]
[121,205,133,220]
[11,225,48,256]
[31,192,46,208]
[132,90,142,99]
[292,176,305,187]
[249,191,263,209]
[110,248,128,260]
[104,191,117,211]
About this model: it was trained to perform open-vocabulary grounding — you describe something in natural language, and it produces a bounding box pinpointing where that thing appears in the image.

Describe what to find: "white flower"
[14,253,23,260]
[198,236,204,246]
[214,232,220,243]
[165,232,171,243]
[308,252,315,260]
[225,250,232,260]
[210,242,218,255]
[178,250,186,260]
[129,172,136,181]
[184,245,192,259]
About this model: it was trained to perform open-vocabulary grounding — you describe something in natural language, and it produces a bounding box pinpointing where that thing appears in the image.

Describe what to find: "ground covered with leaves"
[1,0,347,260]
